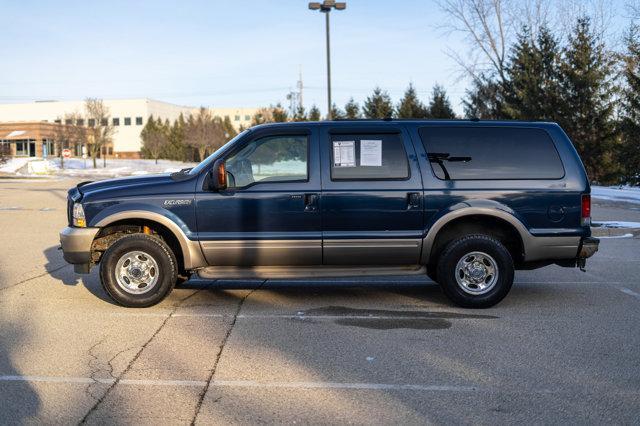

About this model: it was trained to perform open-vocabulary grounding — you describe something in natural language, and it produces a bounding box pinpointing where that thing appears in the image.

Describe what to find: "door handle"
[407,192,421,210]
[304,193,319,212]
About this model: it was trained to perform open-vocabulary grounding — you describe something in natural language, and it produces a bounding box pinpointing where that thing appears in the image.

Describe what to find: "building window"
[124,117,131,126]
[244,115,250,121]
[76,118,84,126]
[54,119,61,124]
[65,119,73,125]
[108,147,113,155]
[88,119,96,127]
[136,117,143,125]
[234,115,240,121]
[100,118,108,126]
[224,115,229,120]
[113,118,120,126]
[15,141,28,156]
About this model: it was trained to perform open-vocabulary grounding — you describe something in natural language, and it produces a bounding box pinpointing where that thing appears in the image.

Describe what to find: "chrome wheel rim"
[455,251,499,295]
[114,251,159,295]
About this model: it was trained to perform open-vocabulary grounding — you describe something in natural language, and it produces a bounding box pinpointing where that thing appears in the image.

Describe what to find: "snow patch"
[592,186,640,205]
[592,221,640,229]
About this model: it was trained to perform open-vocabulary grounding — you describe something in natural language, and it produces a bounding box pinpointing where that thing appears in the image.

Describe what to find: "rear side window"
[330,133,409,180]
[418,127,564,180]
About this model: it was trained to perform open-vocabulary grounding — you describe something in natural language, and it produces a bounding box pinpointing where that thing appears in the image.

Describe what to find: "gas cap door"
[547,205,566,222]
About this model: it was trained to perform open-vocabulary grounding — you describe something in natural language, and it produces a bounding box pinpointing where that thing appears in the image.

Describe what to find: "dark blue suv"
[60,120,599,308]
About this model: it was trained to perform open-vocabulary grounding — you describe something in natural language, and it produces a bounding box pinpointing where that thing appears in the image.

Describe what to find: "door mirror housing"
[209,160,227,191]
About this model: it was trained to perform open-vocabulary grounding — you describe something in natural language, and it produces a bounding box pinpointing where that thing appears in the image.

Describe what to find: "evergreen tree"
[308,105,322,121]
[428,84,456,119]
[140,115,168,164]
[363,87,393,119]
[330,103,345,120]
[271,103,289,122]
[504,25,562,120]
[222,115,237,139]
[165,113,188,161]
[618,24,640,185]
[463,74,505,119]
[396,83,428,118]
[344,97,361,119]
[292,104,307,121]
[559,17,617,183]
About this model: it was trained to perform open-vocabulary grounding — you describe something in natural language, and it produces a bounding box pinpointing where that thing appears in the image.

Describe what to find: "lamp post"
[308,1,346,120]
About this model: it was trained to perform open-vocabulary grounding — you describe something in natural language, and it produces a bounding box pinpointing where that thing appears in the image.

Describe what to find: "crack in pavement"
[79,289,201,424]
[190,281,266,425]
[0,263,69,293]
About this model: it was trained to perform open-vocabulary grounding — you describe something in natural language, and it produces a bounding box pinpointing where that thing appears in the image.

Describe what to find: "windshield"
[188,129,250,176]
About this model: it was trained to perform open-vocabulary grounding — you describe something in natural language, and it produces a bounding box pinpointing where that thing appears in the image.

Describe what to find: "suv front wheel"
[100,234,178,307]
[437,234,514,308]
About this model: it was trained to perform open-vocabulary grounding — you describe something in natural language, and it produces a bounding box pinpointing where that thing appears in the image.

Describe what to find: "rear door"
[319,125,424,265]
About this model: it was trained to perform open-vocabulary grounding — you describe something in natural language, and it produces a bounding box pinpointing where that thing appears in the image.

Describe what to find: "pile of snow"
[1,157,197,178]
[592,186,640,205]
[0,157,31,174]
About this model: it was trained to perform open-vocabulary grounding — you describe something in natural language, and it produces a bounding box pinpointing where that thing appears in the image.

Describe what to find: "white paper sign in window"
[360,139,382,166]
[333,141,355,167]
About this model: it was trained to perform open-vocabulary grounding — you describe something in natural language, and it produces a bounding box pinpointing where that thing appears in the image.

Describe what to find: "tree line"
[140,83,457,163]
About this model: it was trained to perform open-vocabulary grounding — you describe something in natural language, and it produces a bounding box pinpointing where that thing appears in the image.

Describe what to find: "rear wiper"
[427,152,471,180]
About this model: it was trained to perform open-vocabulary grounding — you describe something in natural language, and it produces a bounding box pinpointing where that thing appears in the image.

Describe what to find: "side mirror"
[210,161,227,191]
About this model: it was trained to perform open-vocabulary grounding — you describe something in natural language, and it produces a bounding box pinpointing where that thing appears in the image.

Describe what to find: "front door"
[320,126,424,265]
[195,128,321,266]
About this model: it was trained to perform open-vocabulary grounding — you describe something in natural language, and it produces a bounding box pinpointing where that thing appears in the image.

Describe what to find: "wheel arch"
[423,208,529,266]
[93,210,207,270]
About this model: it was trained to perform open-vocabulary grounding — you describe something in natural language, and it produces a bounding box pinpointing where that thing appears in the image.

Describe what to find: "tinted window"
[419,127,564,180]
[330,133,409,180]
[225,135,308,188]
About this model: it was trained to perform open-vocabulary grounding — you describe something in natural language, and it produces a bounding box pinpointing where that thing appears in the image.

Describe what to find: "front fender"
[90,204,207,270]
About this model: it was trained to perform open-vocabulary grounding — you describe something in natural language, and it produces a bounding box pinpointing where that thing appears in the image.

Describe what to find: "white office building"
[0,99,259,158]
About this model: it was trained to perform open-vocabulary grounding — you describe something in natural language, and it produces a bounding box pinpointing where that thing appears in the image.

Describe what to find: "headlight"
[72,203,86,227]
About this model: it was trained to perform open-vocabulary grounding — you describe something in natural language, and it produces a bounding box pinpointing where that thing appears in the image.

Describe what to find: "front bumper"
[59,227,100,271]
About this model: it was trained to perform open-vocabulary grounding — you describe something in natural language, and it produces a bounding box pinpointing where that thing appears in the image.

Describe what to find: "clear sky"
[0,0,632,115]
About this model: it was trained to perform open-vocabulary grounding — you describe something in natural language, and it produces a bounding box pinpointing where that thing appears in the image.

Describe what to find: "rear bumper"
[59,227,100,268]
[578,236,599,259]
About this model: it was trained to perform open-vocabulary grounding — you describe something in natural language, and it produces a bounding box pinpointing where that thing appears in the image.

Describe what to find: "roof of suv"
[249,119,560,131]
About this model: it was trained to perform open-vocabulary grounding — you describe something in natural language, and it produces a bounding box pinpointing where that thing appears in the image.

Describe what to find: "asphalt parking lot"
[1,178,639,424]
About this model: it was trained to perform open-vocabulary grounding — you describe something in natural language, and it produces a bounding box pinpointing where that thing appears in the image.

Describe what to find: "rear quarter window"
[418,126,565,180]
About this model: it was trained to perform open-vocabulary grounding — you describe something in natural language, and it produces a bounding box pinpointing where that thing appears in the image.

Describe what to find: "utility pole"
[308,1,346,120]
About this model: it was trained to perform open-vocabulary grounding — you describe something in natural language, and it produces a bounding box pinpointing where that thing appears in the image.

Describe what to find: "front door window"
[225,135,308,189]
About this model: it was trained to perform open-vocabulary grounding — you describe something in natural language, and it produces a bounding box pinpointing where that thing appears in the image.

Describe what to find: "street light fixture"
[308,1,346,120]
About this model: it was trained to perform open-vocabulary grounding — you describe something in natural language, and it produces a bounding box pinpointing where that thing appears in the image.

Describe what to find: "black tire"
[427,266,438,283]
[100,234,178,307]
[436,234,514,308]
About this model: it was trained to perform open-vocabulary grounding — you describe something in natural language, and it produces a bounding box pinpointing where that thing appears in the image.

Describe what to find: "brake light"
[581,194,591,227]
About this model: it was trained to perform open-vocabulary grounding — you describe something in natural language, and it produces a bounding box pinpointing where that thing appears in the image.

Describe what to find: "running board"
[196,265,426,280]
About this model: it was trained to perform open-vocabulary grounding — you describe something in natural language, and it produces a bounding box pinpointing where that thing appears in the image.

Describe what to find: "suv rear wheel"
[436,234,514,308]
[100,234,178,307]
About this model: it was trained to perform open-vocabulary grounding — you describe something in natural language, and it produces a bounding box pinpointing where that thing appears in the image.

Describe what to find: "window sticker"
[360,139,382,166]
[333,141,355,167]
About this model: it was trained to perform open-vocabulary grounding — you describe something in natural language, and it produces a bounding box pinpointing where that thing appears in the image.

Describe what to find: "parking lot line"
[618,287,640,301]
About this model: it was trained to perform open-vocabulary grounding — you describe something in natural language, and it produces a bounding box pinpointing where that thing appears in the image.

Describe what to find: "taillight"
[581,194,591,227]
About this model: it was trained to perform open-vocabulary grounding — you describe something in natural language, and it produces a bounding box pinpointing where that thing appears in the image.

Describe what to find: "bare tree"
[53,113,86,169]
[84,98,115,168]
[184,108,226,162]
[437,0,615,82]
[437,0,512,82]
